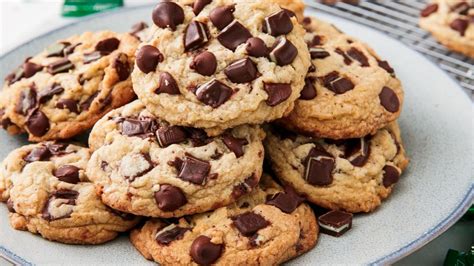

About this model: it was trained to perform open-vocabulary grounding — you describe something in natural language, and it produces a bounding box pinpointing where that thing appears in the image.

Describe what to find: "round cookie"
[0,142,140,244]
[130,175,318,265]
[87,100,265,218]
[278,17,404,140]
[420,0,474,58]
[131,0,311,136]
[264,122,409,213]
[0,31,139,142]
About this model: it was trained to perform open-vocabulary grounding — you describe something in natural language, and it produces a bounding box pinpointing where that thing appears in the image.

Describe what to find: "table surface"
[0,0,472,264]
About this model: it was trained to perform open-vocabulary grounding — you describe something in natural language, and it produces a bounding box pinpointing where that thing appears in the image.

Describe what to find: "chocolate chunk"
[83,51,103,64]
[157,72,180,95]
[450,18,469,36]
[15,87,37,115]
[190,51,217,76]
[154,184,187,212]
[63,43,81,56]
[23,62,43,78]
[210,5,235,30]
[266,186,304,214]
[80,92,98,111]
[318,210,353,237]
[309,35,323,46]
[187,128,212,147]
[95,37,120,54]
[451,2,470,15]
[263,83,292,106]
[130,21,149,37]
[46,42,70,57]
[217,20,252,51]
[231,174,257,199]
[152,1,185,30]
[53,165,81,184]
[120,117,157,137]
[26,110,50,137]
[377,60,395,74]
[190,236,223,265]
[5,67,25,85]
[47,58,74,74]
[420,3,438,17]
[379,86,400,113]
[136,45,164,74]
[38,83,64,104]
[263,10,294,36]
[157,126,188,147]
[232,212,269,237]
[246,37,269,58]
[184,21,210,52]
[304,145,335,186]
[177,154,211,185]
[42,189,79,221]
[113,53,131,81]
[6,199,15,213]
[321,71,354,94]
[282,8,296,18]
[347,47,369,67]
[300,77,317,100]
[24,146,52,163]
[224,58,258,84]
[124,153,154,181]
[46,142,70,156]
[344,137,371,167]
[56,99,79,113]
[382,165,400,187]
[195,79,233,108]
[156,225,189,245]
[310,47,330,59]
[335,48,352,65]
[193,0,212,15]
[270,38,297,66]
[222,133,248,158]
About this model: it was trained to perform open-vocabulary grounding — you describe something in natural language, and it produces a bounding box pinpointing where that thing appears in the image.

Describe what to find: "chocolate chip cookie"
[0,31,139,142]
[278,17,404,140]
[87,100,265,218]
[130,175,318,265]
[131,0,311,136]
[420,0,474,58]
[0,142,140,244]
[265,122,409,213]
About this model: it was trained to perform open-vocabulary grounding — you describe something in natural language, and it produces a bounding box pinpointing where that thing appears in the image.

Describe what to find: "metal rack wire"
[304,0,474,96]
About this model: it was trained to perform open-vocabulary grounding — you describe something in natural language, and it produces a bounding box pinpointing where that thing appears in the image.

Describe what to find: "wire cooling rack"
[304,0,474,96]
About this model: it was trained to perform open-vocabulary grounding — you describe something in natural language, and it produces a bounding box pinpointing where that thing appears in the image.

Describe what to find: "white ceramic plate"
[0,5,472,265]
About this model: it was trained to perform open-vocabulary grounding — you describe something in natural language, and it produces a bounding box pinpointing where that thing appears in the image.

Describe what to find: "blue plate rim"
[0,4,472,265]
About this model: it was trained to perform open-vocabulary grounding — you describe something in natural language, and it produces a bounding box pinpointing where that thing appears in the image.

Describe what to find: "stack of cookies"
[0,0,409,264]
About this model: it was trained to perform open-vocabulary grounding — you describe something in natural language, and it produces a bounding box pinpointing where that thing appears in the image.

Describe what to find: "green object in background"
[443,247,474,266]
[62,0,124,17]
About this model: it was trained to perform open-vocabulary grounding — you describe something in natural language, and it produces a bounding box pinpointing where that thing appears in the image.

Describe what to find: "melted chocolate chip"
[38,83,64,104]
[80,92,99,111]
[5,67,25,85]
[152,1,185,30]
[379,86,400,113]
[321,71,354,94]
[232,212,269,237]
[15,87,37,115]
[263,10,294,36]
[246,37,269,58]
[157,126,188,147]
[224,58,258,84]
[266,186,304,214]
[42,189,79,221]
[420,3,438,17]
[187,128,212,147]
[23,62,43,78]
[300,77,317,100]
[156,225,189,245]
[47,58,74,74]
[190,51,217,76]
[190,236,223,265]
[222,133,248,158]
[382,165,400,187]
[193,0,212,15]
[177,154,211,185]
[184,21,210,52]
[195,79,233,108]
[344,137,371,167]
[377,60,395,74]
[154,184,187,212]
[270,38,297,66]
[263,83,292,106]
[347,47,369,67]
[120,117,157,138]
[24,146,52,163]
[335,48,352,65]
[304,145,335,186]
[53,165,81,184]
[310,47,330,59]
[157,72,180,95]
[231,174,257,199]
[136,45,164,74]
[95,37,120,54]
[113,53,131,81]
[56,99,79,113]
[450,18,469,36]
[210,5,235,30]
[218,20,252,51]
[26,110,50,137]
[130,21,149,37]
